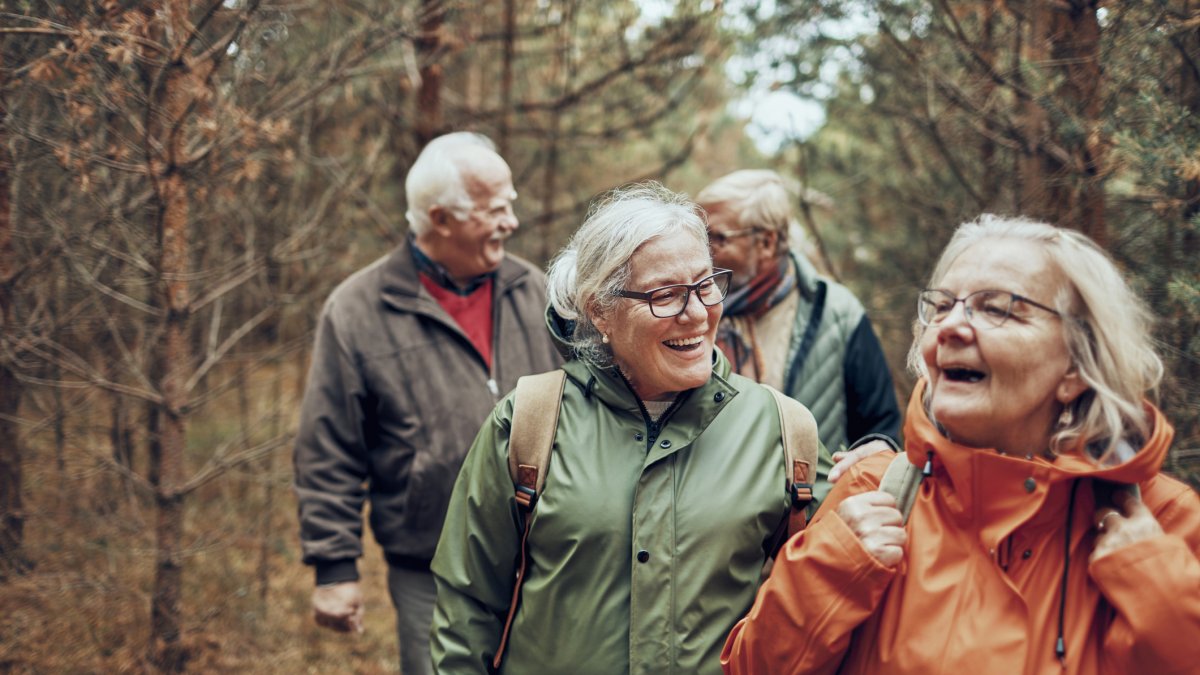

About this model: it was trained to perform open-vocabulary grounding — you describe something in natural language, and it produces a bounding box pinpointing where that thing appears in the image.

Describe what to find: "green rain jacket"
[430,348,806,675]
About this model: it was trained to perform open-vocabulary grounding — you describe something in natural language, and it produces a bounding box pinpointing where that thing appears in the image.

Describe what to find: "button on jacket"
[294,239,562,575]
[431,350,802,675]
[722,379,1200,674]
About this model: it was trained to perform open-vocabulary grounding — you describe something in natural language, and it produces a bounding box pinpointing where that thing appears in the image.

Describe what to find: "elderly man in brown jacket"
[293,132,561,675]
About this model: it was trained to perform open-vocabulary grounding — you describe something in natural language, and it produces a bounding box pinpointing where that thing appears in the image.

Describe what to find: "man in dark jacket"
[293,132,561,675]
[698,169,900,503]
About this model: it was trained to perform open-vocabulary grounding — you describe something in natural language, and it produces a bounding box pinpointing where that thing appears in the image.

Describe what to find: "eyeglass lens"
[918,290,1015,328]
[648,272,731,318]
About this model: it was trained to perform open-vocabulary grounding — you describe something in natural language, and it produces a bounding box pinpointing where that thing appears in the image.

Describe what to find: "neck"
[413,236,476,289]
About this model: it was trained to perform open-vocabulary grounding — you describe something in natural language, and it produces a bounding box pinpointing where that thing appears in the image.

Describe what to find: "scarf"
[715,255,796,380]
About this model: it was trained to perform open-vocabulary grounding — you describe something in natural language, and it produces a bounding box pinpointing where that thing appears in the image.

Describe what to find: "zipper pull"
[487,379,499,397]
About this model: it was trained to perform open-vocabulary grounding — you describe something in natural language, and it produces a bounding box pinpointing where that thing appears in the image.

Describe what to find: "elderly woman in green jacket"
[429,183,839,674]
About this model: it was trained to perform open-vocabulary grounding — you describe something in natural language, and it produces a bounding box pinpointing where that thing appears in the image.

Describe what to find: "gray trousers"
[386,565,436,675]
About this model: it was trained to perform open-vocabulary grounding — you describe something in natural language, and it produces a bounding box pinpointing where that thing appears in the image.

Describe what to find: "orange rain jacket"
[722,380,1200,674]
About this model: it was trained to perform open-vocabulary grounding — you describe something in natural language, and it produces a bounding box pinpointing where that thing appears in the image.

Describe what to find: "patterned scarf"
[716,255,796,380]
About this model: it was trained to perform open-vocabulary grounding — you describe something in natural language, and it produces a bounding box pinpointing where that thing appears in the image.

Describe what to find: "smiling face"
[919,238,1087,454]
[428,152,518,283]
[593,231,722,402]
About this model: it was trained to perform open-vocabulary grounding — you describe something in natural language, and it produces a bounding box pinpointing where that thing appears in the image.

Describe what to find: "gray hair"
[907,214,1163,461]
[546,182,709,365]
[696,169,794,236]
[404,132,498,235]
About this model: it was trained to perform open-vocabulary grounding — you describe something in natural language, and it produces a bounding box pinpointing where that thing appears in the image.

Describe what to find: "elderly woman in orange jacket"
[721,215,1200,674]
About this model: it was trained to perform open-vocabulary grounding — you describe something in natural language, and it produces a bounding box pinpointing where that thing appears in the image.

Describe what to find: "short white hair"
[908,214,1163,461]
[404,132,498,235]
[546,182,709,365]
[696,169,794,236]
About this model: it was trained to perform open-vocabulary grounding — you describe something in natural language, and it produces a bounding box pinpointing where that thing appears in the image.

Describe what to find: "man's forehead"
[701,203,742,230]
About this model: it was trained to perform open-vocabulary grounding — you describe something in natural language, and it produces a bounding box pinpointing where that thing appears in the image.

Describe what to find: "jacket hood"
[904,378,1173,487]
[545,304,578,362]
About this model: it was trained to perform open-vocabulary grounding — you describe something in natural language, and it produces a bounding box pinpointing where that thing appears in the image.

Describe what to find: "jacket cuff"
[314,559,359,586]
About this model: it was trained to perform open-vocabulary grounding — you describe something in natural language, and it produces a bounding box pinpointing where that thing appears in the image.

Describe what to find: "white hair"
[546,182,709,365]
[696,169,795,236]
[908,214,1164,461]
[404,132,498,235]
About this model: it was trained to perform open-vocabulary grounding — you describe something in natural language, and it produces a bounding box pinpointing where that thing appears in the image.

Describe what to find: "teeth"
[664,336,704,347]
[945,367,985,383]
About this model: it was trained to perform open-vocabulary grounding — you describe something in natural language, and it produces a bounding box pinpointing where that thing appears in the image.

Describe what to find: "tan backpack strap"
[506,369,568,506]
[879,453,923,525]
[494,369,566,670]
[762,385,819,538]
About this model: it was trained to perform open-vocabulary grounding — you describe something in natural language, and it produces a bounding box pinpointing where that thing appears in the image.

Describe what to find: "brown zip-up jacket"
[294,238,562,581]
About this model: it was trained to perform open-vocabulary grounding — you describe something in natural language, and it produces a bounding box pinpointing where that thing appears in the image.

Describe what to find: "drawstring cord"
[1056,478,1081,666]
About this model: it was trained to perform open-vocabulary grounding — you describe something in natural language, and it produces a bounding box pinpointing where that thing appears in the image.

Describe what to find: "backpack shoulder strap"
[879,453,923,525]
[762,385,819,538]
[495,368,566,670]
[506,369,568,504]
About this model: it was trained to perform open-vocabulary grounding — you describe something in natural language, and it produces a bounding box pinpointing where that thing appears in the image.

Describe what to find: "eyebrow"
[638,266,713,290]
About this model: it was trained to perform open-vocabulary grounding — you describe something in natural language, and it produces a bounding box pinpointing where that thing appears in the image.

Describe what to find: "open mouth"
[664,335,705,352]
[944,367,985,383]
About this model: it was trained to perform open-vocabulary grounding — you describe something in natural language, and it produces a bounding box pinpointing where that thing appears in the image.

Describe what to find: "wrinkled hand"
[829,440,895,483]
[1091,488,1163,564]
[313,581,365,634]
[837,491,907,567]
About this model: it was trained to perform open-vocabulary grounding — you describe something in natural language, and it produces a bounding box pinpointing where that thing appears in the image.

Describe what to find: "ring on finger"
[1096,511,1120,532]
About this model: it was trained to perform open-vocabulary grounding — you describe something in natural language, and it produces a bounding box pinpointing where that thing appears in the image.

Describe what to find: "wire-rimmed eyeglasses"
[917,289,1060,329]
[613,269,733,318]
[707,227,762,247]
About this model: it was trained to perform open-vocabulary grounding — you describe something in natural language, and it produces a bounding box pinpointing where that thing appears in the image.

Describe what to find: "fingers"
[829,440,895,484]
[836,491,906,567]
[1090,489,1164,564]
[313,582,365,634]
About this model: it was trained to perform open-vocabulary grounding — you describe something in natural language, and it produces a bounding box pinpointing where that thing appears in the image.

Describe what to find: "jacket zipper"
[615,368,687,451]
[486,270,504,401]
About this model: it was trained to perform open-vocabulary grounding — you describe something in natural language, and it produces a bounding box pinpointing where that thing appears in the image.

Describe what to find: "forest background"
[1,0,1197,672]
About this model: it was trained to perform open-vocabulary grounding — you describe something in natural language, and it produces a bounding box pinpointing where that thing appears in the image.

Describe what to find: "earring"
[1057,406,1073,429]
[602,333,610,344]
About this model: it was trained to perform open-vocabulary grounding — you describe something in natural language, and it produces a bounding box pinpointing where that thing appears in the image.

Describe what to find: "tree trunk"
[0,97,28,579]
[978,1,999,209]
[1017,2,1105,241]
[499,0,517,156]
[1017,5,1053,220]
[1048,2,1105,244]
[416,0,444,145]
[149,4,195,669]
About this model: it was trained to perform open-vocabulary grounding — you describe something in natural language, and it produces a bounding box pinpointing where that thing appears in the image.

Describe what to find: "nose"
[677,289,708,323]
[936,301,974,343]
[500,209,518,233]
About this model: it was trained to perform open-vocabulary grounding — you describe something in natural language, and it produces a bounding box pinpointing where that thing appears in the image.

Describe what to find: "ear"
[588,300,611,339]
[1056,367,1089,405]
[428,205,453,236]
[757,229,780,256]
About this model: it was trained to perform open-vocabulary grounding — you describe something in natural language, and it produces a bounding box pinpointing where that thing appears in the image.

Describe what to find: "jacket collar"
[379,236,531,312]
[560,342,740,463]
[790,250,820,300]
[903,379,1173,537]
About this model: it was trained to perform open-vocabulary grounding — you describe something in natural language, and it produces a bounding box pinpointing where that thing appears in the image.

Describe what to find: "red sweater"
[420,274,493,369]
